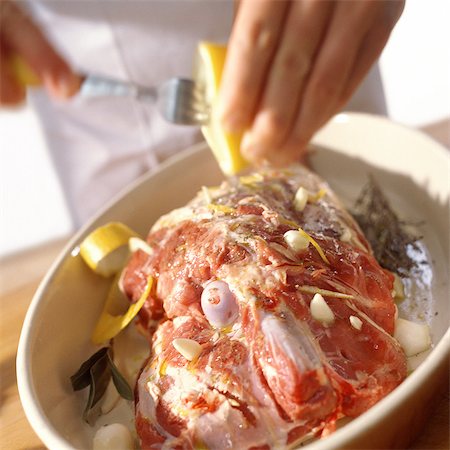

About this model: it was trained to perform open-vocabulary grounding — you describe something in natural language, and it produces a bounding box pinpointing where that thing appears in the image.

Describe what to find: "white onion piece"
[394,318,431,357]
[93,423,134,450]
[201,280,239,328]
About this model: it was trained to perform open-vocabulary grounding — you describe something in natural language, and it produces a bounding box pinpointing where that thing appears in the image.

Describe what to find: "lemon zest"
[279,217,301,229]
[159,359,168,376]
[239,173,264,186]
[207,203,235,214]
[298,285,354,299]
[91,275,153,344]
[297,228,330,264]
[308,188,327,203]
[275,217,329,263]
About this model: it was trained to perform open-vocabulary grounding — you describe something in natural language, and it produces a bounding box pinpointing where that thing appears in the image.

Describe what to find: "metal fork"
[79,75,209,126]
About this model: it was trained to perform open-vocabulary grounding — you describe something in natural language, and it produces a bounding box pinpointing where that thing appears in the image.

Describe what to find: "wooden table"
[1,121,449,449]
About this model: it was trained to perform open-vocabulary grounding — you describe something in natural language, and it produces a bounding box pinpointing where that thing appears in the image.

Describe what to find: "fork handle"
[79,75,156,101]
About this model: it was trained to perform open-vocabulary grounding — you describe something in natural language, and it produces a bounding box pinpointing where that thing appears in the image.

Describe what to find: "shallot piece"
[201,280,239,328]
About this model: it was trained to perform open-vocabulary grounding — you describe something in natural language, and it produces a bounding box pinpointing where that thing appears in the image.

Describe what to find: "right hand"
[219,0,404,167]
[0,0,81,106]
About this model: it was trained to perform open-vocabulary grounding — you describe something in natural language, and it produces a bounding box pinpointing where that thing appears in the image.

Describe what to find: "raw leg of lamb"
[122,165,407,450]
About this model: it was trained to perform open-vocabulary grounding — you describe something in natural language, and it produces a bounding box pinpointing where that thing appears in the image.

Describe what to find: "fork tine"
[158,78,209,125]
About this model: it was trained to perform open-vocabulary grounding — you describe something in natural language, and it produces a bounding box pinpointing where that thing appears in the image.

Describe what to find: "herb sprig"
[352,177,420,275]
[70,346,133,425]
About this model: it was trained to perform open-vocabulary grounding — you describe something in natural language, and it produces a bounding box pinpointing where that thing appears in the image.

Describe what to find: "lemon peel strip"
[279,217,301,229]
[239,173,264,186]
[80,222,138,277]
[308,188,327,203]
[129,237,153,255]
[91,275,153,344]
[276,217,329,264]
[207,203,235,214]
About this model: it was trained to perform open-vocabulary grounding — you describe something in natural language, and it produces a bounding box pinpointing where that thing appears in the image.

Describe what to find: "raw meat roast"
[122,165,407,449]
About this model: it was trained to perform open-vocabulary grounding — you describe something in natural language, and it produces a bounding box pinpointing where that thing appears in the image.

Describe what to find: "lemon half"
[196,42,248,176]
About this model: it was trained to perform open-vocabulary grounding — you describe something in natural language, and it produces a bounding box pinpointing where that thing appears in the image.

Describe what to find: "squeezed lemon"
[8,55,41,86]
[196,42,248,176]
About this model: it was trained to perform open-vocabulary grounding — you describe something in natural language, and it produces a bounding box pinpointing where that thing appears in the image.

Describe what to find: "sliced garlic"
[394,318,431,357]
[340,227,352,243]
[349,315,363,330]
[284,230,309,252]
[294,186,309,211]
[93,423,134,450]
[310,293,335,325]
[172,338,202,361]
[129,236,153,255]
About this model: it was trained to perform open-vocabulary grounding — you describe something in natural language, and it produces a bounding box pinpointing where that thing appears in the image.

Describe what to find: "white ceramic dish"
[17,113,450,450]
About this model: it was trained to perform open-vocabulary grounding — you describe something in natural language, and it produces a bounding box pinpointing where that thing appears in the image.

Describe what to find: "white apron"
[26,0,385,226]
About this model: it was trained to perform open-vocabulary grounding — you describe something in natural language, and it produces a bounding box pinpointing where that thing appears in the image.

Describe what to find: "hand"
[0,0,81,106]
[218,0,405,166]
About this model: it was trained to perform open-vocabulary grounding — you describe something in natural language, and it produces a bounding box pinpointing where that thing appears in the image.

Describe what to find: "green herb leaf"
[107,349,134,401]
[70,344,135,426]
[83,356,111,425]
[70,347,108,391]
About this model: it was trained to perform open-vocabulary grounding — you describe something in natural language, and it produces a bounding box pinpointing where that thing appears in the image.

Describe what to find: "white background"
[1,0,449,257]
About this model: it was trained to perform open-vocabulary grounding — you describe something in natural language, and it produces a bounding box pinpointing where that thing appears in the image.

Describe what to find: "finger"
[287,0,381,150]
[241,0,334,162]
[0,1,80,98]
[339,1,405,105]
[0,59,25,105]
[217,0,289,133]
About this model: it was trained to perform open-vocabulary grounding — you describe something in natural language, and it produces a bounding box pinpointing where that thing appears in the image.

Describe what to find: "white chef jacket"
[26,0,386,227]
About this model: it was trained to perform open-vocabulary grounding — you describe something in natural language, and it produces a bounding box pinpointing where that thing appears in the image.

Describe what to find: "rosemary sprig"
[351,176,420,276]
